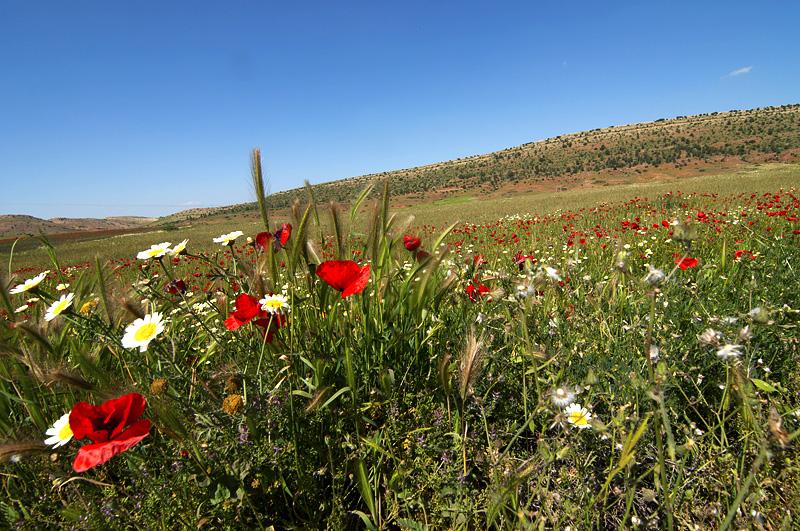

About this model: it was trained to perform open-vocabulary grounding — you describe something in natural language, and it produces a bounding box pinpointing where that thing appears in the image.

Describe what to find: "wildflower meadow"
[1,151,799,529]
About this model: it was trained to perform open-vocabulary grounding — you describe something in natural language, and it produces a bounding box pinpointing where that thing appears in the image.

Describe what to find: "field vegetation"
[0,151,799,529]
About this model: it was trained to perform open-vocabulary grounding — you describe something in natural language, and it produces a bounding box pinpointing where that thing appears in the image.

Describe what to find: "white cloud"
[726,66,753,77]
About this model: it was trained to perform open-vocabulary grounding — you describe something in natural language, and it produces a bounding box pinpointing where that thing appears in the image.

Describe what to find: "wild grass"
[0,153,798,529]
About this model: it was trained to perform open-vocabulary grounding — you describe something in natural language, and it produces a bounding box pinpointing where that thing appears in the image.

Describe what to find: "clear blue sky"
[1,1,798,219]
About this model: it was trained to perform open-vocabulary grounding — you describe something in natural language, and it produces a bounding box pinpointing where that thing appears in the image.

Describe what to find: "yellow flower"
[79,298,100,315]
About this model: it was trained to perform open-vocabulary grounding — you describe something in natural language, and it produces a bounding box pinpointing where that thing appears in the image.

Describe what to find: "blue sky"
[1,1,798,219]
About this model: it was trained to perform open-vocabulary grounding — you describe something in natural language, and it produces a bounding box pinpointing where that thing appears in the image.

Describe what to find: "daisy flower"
[565,403,592,429]
[14,304,29,313]
[170,239,189,256]
[44,412,73,448]
[550,386,577,408]
[9,271,50,294]
[716,344,743,361]
[213,231,243,246]
[56,283,70,291]
[259,294,290,315]
[45,293,75,322]
[122,312,166,352]
[136,242,172,260]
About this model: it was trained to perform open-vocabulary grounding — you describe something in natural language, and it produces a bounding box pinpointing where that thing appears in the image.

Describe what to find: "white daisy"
[213,231,243,246]
[170,239,189,256]
[44,412,73,448]
[14,304,29,313]
[259,294,290,315]
[716,344,743,361]
[56,283,70,291]
[136,242,172,260]
[122,312,166,352]
[45,293,75,322]
[9,271,50,294]
[565,403,592,429]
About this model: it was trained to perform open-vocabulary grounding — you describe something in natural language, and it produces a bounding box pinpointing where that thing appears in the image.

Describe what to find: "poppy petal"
[341,264,370,298]
[72,419,151,472]
[316,260,361,292]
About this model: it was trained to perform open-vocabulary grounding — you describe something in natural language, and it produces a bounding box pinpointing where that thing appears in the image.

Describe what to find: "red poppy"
[255,231,274,250]
[256,224,293,252]
[69,393,151,472]
[674,256,699,270]
[734,249,755,261]
[274,223,292,248]
[465,280,491,302]
[224,293,266,331]
[403,235,421,252]
[224,293,286,341]
[316,260,371,298]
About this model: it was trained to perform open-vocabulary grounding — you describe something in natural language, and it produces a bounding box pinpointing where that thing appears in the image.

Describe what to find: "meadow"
[1,155,799,529]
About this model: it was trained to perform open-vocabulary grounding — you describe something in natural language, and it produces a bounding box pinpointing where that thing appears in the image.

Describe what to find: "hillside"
[0,215,156,239]
[165,103,800,221]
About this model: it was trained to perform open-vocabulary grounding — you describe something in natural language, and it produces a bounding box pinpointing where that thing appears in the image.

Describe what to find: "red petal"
[275,223,292,248]
[69,402,108,442]
[316,260,362,292]
[72,420,151,472]
[99,393,146,440]
[255,231,274,250]
[341,264,370,298]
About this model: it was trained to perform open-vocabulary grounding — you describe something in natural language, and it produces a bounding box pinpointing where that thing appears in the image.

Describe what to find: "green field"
[1,160,799,529]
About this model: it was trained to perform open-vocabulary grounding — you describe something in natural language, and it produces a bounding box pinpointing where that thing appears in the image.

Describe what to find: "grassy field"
[3,162,798,271]
[1,159,799,528]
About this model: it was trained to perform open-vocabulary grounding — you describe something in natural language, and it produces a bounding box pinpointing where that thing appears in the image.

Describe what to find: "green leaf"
[751,378,778,393]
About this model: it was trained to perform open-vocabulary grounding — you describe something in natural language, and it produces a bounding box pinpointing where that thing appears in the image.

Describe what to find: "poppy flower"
[316,260,371,298]
[255,223,293,252]
[465,280,491,302]
[225,294,266,331]
[225,293,286,341]
[403,235,421,252]
[68,393,151,472]
[734,250,755,262]
[274,223,292,248]
[674,256,699,270]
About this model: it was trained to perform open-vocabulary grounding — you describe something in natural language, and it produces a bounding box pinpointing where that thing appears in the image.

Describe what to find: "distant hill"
[164,103,800,222]
[0,215,156,239]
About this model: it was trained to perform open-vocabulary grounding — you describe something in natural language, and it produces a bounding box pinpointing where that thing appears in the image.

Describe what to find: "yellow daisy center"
[569,411,588,426]
[58,421,73,441]
[134,322,157,342]
[264,299,284,311]
[52,299,70,315]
